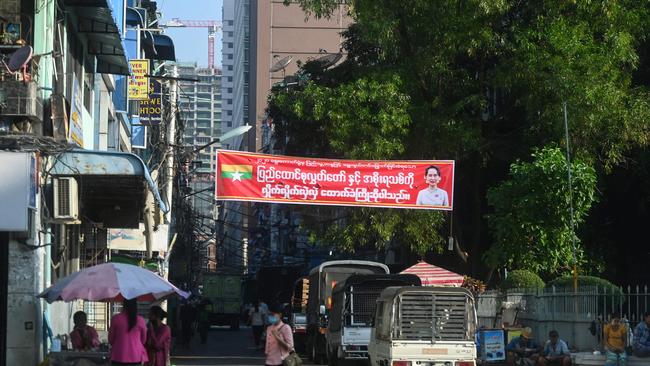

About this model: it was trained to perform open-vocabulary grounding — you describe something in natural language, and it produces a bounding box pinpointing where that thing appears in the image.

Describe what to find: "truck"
[306,260,390,364]
[327,274,421,365]
[201,272,242,330]
[368,286,477,366]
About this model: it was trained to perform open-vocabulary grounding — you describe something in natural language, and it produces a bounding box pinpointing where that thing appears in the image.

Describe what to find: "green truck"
[201,273,242,330]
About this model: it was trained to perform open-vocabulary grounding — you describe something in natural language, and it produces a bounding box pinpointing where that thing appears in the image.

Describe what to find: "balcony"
[0,80,43,122]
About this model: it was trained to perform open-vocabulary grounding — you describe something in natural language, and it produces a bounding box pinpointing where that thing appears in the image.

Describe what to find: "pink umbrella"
[400,261,465,287]
[38,262,189,303]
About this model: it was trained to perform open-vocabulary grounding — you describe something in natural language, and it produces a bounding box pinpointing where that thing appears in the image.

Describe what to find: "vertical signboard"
[69,78,84,147]
[139,81,162,125]
[131,124,147,149]
[0,152,31,231]
[128,59,149,100]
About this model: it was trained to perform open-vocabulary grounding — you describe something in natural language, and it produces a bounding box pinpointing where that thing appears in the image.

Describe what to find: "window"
[227,110,232,116]
[227,65,233,71]
[227,31,233,37]
[227,20,233,26]
[227,76,233,82]
[227,121,232,127]
[227,54,233,60]
[227,42,233,48]
[227,88,233,93]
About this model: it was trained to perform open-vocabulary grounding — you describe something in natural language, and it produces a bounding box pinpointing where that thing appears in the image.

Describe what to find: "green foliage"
[548,275,621,292]
[501,270,545,290]
[274,0,650,266]
[485,147,597,275]
[270,75,410,159]
[548,275,623,308]
[320,208,446,255]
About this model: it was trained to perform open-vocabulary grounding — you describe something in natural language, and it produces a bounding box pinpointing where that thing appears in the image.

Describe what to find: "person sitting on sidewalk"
[538,330,571,366]
[633,312,650,357]
[506,327,541,366]
[604,314,628,366]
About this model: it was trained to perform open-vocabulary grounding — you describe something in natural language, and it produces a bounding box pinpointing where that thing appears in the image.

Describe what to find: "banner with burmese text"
[216,150,454,210]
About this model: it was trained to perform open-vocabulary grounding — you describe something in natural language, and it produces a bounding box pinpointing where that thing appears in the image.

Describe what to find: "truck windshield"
[393,291,476,342]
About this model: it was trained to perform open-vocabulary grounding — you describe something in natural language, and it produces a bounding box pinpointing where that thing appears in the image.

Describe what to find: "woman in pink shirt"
[109,298,148,365]
[265,305,294,366]
[70,311,100,351]
[145,306,171,366]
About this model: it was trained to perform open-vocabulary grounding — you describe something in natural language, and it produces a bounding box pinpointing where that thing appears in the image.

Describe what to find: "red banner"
[215,150,455,210]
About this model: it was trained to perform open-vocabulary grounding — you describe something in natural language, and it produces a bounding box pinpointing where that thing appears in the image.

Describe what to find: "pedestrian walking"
[249,300,267,349]
[197,298,212,344]
[179,299,196,347]
[109,298,148,365]
[264,304,294,366]
[146,305,171,366]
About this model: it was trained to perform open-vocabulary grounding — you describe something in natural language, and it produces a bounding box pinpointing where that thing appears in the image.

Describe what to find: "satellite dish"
[7,46,32,72]
[311,52,342,69]
[270,55,293,73]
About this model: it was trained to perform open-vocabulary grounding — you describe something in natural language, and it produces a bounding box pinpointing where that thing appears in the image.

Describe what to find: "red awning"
[400,261,464,287]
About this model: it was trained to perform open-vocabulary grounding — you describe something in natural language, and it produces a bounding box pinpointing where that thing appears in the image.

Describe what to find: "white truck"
[368,286,477,366]
[326,274,421,365]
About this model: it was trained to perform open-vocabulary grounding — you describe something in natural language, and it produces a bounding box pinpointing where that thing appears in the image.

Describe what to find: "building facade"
[0,0,179,364]
[218,1,350,275]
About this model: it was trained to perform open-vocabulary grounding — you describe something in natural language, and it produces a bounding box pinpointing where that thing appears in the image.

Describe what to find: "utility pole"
[146,65,178,259]
[165,65,178,224]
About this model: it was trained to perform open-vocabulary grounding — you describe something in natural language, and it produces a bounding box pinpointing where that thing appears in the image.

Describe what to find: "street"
[171,326,322,366]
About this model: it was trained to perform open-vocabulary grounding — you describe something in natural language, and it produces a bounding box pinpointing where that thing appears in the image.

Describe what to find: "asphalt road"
[171,325,325,366]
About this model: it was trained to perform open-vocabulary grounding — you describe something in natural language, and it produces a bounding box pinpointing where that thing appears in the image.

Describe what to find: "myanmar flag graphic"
[221,164,253,180]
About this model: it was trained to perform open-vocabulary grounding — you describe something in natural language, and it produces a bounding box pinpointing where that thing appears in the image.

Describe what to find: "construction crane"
[159,18,222,69]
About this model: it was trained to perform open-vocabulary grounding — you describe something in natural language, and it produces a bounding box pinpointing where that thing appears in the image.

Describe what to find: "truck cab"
[327,274,421,365]
[368,286,477,366]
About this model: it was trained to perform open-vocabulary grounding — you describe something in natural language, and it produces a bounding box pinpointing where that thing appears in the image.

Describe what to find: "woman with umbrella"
[109,298,148,365]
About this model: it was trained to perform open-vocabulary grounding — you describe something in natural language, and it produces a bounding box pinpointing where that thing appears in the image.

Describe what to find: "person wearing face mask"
[146,306,171,366]
[265,304,294,366]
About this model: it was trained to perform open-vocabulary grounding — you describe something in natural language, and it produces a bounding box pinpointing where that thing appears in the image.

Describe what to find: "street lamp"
[193,124,252,153]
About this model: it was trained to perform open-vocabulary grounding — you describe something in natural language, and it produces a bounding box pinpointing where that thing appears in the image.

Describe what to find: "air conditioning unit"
[53,177,80,222]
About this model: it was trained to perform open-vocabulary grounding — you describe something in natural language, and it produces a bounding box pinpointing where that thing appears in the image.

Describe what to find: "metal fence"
[476,285,650,351]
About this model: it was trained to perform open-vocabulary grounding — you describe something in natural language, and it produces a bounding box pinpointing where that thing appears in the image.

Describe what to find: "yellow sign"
[128,59,149,100]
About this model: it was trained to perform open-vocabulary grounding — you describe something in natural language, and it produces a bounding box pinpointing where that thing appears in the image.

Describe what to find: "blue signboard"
[131,124,146,149]
[479,329,506,362]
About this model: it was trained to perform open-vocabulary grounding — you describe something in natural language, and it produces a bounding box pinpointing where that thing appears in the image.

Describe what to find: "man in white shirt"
[416,165,449,206]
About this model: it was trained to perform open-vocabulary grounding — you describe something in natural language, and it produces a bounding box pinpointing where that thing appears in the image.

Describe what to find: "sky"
[158,0,223,68]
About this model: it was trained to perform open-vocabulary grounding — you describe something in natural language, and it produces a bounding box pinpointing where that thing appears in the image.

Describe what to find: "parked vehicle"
[327,274,421,365]
[201,272,242,330]
[306,260,390,363]
[368,286,477,366]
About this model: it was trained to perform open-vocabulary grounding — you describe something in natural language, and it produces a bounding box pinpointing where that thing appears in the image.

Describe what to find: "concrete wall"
[6,238,46,365]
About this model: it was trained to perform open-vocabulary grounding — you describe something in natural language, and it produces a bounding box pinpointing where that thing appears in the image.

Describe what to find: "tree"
[273,1,650,276]
[485,147,597,276]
